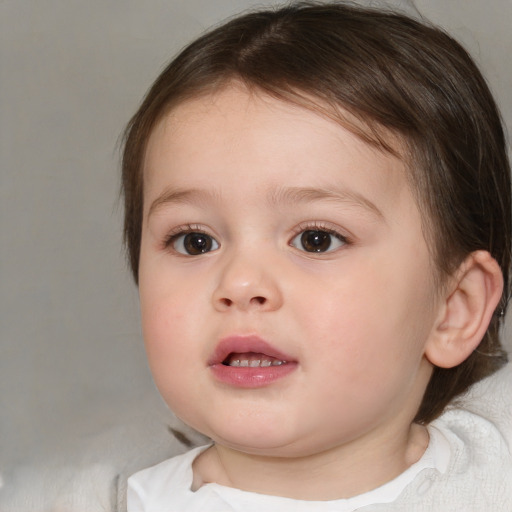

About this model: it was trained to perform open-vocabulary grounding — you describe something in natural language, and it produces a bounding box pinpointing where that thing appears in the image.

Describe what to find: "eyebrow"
[268,186,384,219]
[147,187,221,219]
[147,185,384,220]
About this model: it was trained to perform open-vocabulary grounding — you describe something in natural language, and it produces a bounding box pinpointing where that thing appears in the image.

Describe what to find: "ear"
[425,250,503,369]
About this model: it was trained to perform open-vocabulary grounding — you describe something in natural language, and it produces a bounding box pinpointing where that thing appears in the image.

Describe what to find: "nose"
[212,250,284,313]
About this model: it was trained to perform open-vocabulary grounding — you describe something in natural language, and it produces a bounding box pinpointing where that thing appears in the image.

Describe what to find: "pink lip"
[208,335,297,388]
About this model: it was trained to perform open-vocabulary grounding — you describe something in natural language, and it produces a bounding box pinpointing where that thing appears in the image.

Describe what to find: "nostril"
[215,295,269,310]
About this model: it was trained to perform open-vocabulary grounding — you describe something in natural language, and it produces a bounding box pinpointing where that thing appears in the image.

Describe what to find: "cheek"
[140,288,199,360]
[139,292,204,416]
[299,255,436,379]
[138,267,195,371]
[140,253,200,334]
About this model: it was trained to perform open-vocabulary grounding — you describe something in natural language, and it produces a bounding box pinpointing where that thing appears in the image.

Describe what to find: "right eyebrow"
[147,187,219,220]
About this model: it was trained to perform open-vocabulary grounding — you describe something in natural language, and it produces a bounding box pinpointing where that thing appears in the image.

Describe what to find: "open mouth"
[210,335,294,367]
[210,336,297,387]
[222,352,287,367]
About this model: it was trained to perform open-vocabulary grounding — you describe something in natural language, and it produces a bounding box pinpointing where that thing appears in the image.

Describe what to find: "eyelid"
[293,221,351,240]
[163,223,201,245]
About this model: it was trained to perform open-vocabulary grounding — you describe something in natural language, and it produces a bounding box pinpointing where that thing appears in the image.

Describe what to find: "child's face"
[139,86,442,458]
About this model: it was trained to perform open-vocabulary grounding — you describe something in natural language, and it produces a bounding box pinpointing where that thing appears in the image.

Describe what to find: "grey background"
[1,0,511,471]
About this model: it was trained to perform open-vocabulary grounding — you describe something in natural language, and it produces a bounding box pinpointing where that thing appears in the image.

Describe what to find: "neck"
[192,423,429,501]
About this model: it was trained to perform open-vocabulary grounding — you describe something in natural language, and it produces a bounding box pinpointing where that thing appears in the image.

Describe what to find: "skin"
[138,85,450,500]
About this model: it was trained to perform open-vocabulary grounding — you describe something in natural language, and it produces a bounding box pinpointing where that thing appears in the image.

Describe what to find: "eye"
[290,229,346,253]
[170,232,220,255]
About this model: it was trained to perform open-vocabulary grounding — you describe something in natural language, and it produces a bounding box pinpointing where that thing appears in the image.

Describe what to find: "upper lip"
[208,335,295,366]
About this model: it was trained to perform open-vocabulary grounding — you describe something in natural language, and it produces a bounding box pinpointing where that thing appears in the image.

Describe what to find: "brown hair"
[121,1,511,423]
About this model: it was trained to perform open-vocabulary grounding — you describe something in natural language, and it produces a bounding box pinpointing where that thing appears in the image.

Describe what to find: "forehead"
[143,86,414,221]
[146,84,404,161]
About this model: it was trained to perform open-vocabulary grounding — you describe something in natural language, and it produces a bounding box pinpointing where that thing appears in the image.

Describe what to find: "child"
[122,2,512,510]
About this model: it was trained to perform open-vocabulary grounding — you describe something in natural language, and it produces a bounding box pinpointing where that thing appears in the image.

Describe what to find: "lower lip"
[209,362,297,388]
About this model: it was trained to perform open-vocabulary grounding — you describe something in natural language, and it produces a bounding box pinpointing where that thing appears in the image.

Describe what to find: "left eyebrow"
[267,186,384,220]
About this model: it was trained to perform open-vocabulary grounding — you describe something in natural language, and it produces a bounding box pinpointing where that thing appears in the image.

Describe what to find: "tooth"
[227,357,286,368]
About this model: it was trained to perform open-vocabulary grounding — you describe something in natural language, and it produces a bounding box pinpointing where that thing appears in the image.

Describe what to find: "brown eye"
[172,232,219,255]
[301,230,331,252]
[291,229,346,253]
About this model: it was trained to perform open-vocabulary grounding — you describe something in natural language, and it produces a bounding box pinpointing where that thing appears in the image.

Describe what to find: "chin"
[208,422,324,459]
[180,413,294,454]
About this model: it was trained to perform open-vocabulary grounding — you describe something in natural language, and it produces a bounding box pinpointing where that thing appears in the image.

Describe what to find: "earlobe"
[425,251,503,369]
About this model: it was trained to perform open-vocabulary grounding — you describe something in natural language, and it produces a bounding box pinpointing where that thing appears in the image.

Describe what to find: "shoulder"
[439,362,512,473]
[397,363,512,511]
[383,364,512,511]
[449,361,512,447]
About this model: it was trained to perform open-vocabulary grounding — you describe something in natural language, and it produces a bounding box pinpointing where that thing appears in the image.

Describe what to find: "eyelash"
[163,224,213,248]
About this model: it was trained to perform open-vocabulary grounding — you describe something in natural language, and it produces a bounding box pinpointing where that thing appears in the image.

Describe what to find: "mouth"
[209,335,297,388]
[209,335,294,366]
